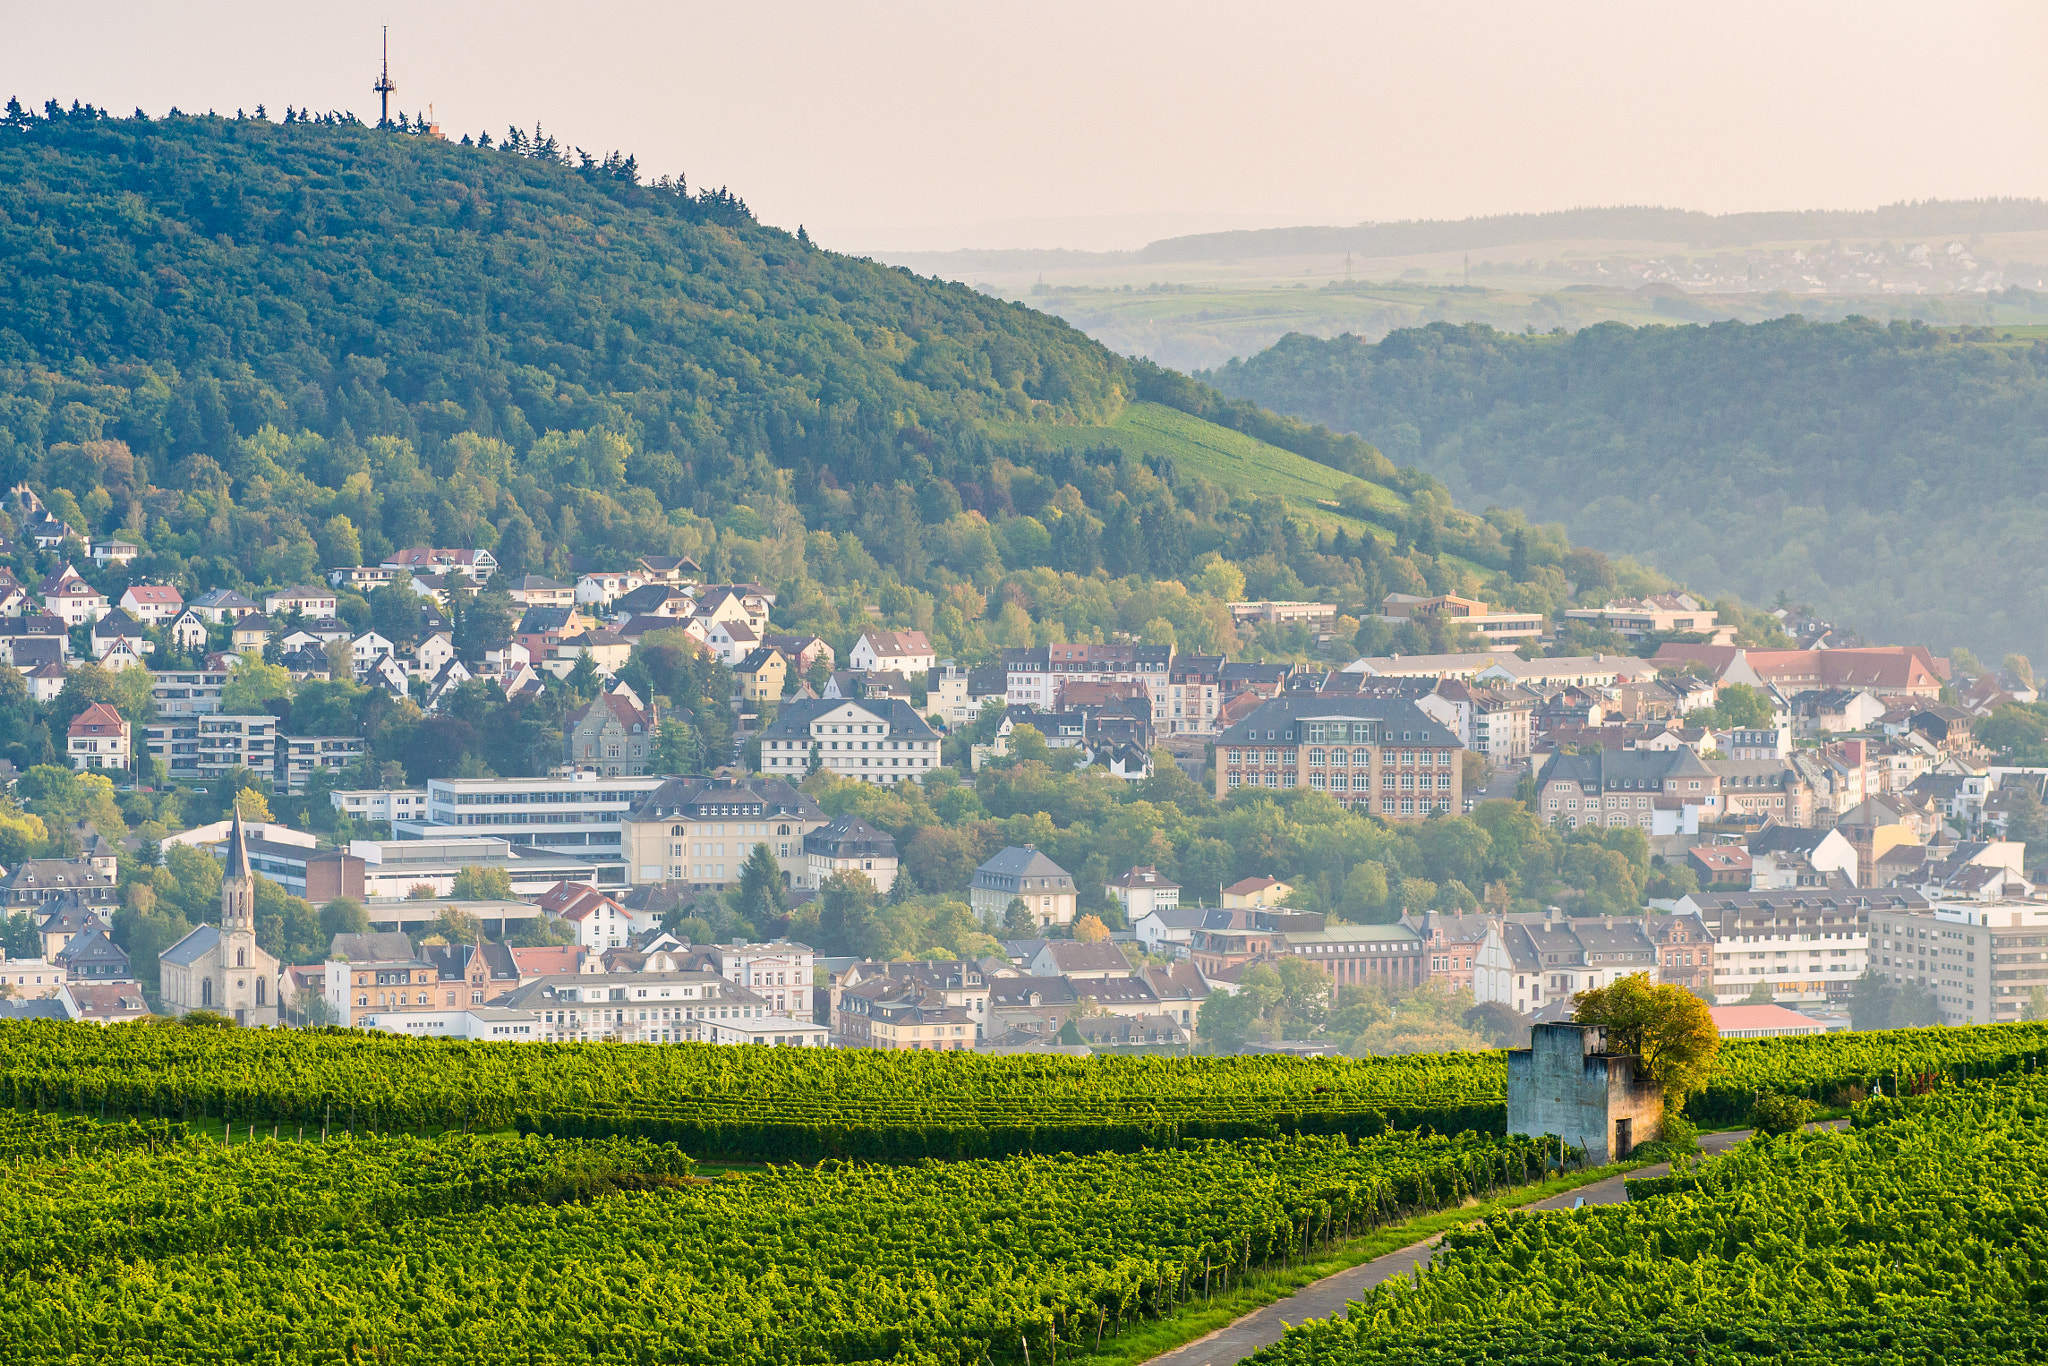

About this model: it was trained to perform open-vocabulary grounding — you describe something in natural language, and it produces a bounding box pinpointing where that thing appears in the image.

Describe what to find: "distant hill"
[881,200,2048,273]
[1207,318,2048,661]
[3,104,1647,659]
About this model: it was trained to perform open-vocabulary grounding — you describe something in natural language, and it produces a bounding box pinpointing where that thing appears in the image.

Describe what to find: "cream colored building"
[619,776,828,890]
[158,811,280,1026]
[971,846,1077,929]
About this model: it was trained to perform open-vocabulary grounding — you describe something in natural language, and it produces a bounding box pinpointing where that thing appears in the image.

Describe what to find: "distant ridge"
[885,199,2048,269]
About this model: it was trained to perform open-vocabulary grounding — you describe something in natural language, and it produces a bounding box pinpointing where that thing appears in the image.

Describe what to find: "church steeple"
[221,806,254,932]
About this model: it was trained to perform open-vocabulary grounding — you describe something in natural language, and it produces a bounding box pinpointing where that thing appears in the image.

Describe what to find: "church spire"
[221,806,254,932]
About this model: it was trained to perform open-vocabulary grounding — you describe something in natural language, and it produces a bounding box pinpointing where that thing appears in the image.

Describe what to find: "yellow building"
[735,646,787,705]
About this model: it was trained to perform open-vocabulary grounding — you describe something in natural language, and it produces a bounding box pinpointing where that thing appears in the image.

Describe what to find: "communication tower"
[372,27,397,128]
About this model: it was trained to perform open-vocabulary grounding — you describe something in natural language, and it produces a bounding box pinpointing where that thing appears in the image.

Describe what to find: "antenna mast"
[372,27,397,127]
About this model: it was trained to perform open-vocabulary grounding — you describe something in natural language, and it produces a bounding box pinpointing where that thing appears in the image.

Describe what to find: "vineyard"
[2,1020,2047,1159]
[0,1124,1549,1364]
[1242,1071,2048,1365]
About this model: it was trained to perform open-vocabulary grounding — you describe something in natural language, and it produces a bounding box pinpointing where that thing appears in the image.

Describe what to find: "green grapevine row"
[0,1126,1554,1364]
[1242,1070,2048,1365]
[4,1020,2045,1160]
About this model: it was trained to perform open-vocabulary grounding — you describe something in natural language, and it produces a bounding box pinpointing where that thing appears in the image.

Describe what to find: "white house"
[352,631,397,666]
[1131,905,1208,960]
[852,629,936,675]
[1105,865,1181,923]
[119,584,184,624]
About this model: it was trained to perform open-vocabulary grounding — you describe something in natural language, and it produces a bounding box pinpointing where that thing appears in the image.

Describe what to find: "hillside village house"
[118,583,183,624]
[971,846,1077,928]
[263,585,337,617]
[66,703,129,772]
[384,548,498,583]
[1379,592,1545,645]
[563,686,654,776]
[1105,865,1180,923]
[851,629,936,675]
[803,815,899,893]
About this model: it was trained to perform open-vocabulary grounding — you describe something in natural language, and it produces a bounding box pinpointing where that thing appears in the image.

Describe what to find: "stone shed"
[1506,1022,1663,1163]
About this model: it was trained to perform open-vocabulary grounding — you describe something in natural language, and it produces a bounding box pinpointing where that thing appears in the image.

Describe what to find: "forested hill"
[1206,318,2048,661]
[0,102,1420,583]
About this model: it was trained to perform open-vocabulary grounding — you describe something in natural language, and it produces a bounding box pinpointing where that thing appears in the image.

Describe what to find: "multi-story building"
[1274,921,1429,997]
[384,547,498,583]
[149,666,229,717]
[562,687,654,776]
[497,971,773,1043]
[1165,654,1224,735]
[1105,865,1180,924]
[1401,910,1499,996]
[1379,592,1545,646]
[1002,644,1176,718]
[1708,759,1811,826]
[970,846,1078,929]
[1680,886,1925,1005]
[802,815,898,893]
[1562,593,1731,642]
[1488,912,1661,1016]
[1533,747,1719,831]
[1215,695,1465,821]
[757,697,942,786]
[323,931,441,1028]
[850,629,935,675]
[0,858,120,914]
[693,940,816,1021]
[274,735,366,793]
[409,772,668,875]
[1642,910,1718,999]
[66,703,129,773]
[618,775,826,890]
[1228,600,1339,631]
[1467,687,1535,764]
[1864,899,2048,1026]
[327,788,429,824]
[195,714,276,783]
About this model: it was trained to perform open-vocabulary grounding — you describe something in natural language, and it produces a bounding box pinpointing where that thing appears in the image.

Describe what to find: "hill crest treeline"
[1207,317,2048,659]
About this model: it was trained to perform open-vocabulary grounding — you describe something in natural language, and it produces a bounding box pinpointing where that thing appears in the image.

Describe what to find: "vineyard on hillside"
[1244,1072,2048,1366]
[3,1021,2048,1159]
[0,1122,1545,1364]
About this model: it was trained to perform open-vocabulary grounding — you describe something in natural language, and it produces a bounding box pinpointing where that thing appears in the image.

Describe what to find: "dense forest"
[0,101,1702,679]
[1207,317,2048,660]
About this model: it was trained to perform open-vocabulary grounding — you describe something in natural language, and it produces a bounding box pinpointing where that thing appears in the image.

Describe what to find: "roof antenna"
[372,26,397,128]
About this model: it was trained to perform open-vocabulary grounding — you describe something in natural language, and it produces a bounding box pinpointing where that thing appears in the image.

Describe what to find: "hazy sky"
[8,1,2047,253]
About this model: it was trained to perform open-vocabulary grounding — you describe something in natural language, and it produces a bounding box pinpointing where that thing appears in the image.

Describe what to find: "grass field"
[991,400,1407,544]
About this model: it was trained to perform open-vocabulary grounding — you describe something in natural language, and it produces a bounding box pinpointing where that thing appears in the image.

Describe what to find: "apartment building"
[191,714,276,783]
[1228,600,1338,630]
[1563,593,1731,642]
[1680,887,1928,1005]
[1166,654,1224,734]
[1380,592,1545,645]
[1215,695,1464,821]
[328,788,429,824]
[1871,900,2048,1026]
[1534,748,1719,830]
[757,697,942,786]
[149,667,229,717]
[618,775,826,890]
[275,735,366,793]
[498,971,773,1043]
[411,772,667,873]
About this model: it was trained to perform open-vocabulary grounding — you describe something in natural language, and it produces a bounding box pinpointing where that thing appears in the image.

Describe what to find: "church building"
[159,809,281,1026]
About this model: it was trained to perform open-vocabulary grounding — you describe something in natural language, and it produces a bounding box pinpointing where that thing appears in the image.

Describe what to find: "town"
[4,484,2040,1053]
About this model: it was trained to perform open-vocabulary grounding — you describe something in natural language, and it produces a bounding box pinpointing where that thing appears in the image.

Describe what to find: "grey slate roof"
[804,816,897,861]
[1216,694,1462,748]
[329,931,420,964]
[159,924,222,968]
[975,846,1075,889]
[761,696,940,742]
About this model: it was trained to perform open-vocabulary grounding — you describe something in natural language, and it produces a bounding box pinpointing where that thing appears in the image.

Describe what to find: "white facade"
[361,1007,541,1040]
[699,1015,832,1046]
[759,700,941,786]
[149,665,230,718]
[414,773,666,861]
[703,941,817,1021]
